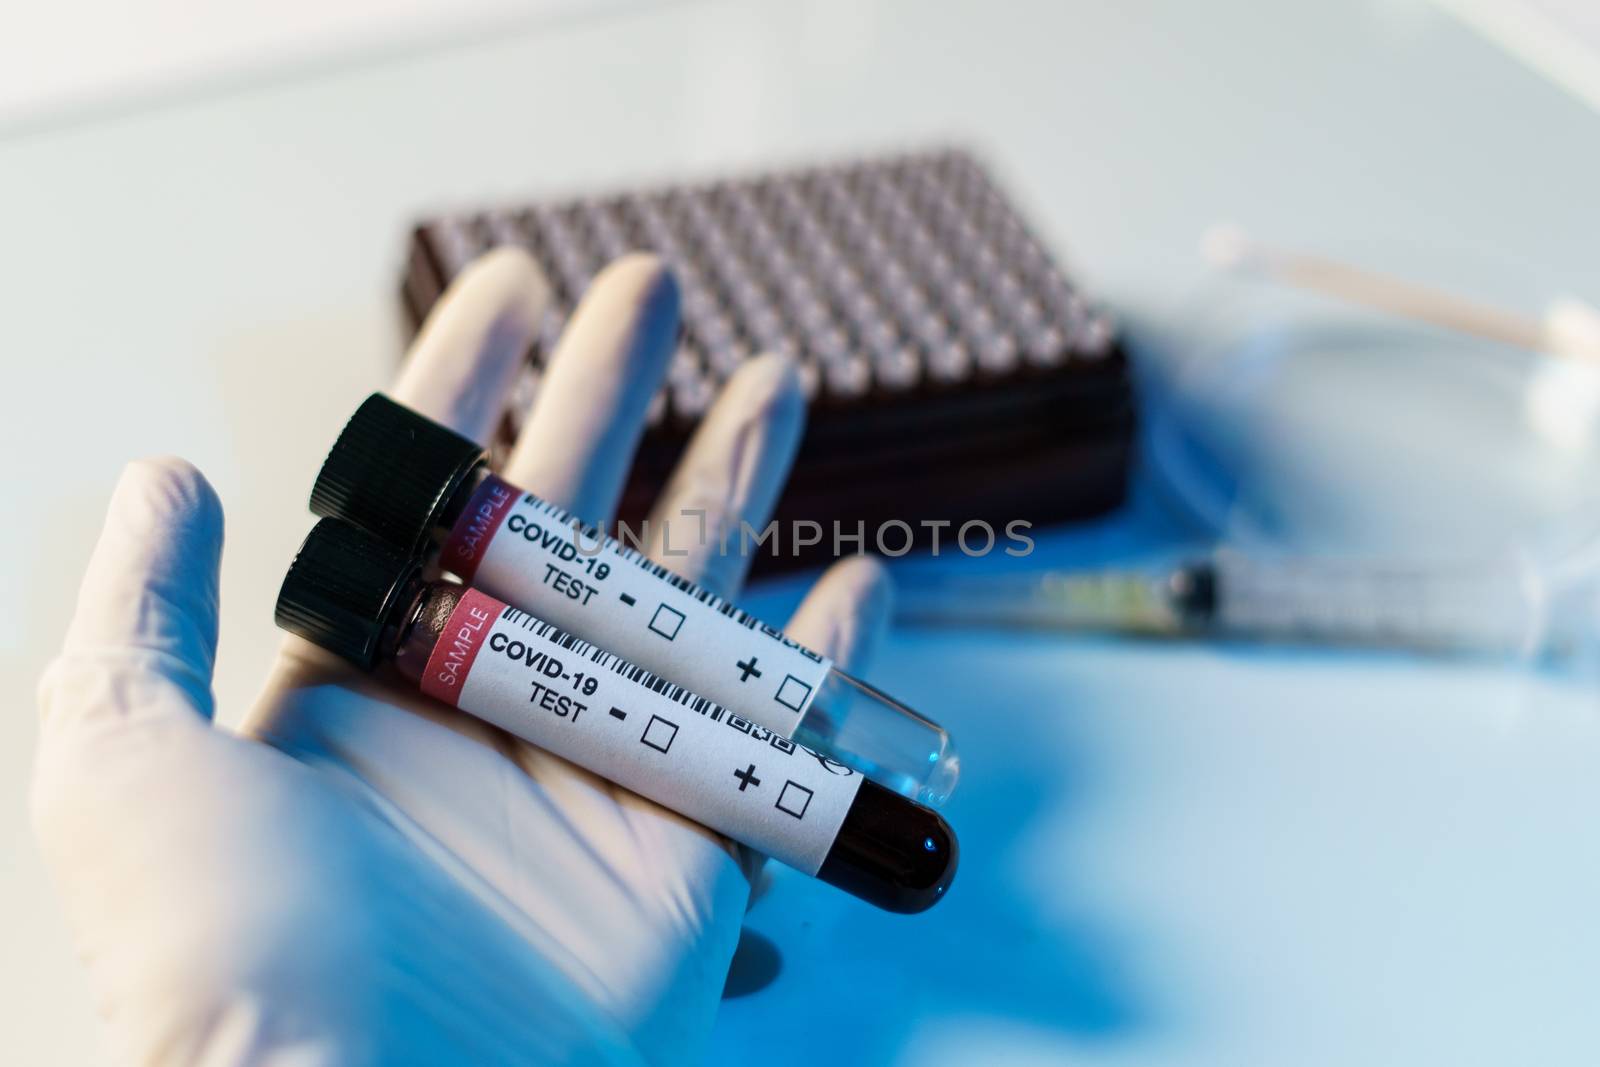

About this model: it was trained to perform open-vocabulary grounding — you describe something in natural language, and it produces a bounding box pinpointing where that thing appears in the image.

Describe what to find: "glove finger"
[782,555,893,675]
[499,254,678,523]
[391,247,551,443]
[42,456,225,726]
[641,353,805,598]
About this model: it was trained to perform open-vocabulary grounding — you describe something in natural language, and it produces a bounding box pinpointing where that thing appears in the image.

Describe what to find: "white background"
[0,0,671,131]
[4,0,1600,1063]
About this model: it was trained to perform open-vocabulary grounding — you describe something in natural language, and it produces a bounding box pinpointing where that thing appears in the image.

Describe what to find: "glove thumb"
[37,456,224,761]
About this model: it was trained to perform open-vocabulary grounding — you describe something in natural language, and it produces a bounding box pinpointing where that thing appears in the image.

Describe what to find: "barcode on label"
[522,494,825,663]
[500,605,726,718]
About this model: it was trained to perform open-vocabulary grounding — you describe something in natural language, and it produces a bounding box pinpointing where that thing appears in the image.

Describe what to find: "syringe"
[895,551,1545,659]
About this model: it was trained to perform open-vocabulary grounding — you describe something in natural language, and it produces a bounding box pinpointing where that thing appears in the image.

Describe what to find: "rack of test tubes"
[400,148,1136,566]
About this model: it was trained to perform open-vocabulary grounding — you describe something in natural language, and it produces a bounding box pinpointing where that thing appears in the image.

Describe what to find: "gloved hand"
[33,249,891,1067]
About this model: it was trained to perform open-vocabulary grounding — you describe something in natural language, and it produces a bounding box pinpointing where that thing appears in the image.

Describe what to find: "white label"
[442,475,834,741]
[423,589,860,875]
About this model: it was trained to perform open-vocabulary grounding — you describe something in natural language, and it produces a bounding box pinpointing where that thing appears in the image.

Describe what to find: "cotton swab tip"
[1200,223,1254,270]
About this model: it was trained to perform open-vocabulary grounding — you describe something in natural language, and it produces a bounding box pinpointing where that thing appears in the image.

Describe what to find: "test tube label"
[422,589,860,875]
[441,475,835,741]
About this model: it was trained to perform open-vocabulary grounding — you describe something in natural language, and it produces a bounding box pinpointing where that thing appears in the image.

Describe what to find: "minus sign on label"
[620,594,636,606]
[609,707,628,721]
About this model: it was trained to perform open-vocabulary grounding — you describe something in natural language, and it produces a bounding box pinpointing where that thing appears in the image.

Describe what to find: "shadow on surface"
[714,622,1154,1064]
[723,928,784,998]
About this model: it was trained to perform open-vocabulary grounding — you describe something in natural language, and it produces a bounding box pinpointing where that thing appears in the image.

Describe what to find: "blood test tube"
[275,519,958,913]
[310,394,960,807]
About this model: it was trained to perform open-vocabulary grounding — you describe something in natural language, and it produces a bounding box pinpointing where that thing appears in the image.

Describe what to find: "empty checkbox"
[776,780,813,819]
[775,674,812,712]
[641,715,679,753]
[649,604,685,641]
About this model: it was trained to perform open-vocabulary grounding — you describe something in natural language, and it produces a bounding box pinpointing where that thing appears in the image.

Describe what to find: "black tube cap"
[311,393,488,554]
[275,518,424,669]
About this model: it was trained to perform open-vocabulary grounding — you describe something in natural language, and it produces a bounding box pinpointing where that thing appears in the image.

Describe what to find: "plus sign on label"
[733,763,762,791]
[736,656,762,682]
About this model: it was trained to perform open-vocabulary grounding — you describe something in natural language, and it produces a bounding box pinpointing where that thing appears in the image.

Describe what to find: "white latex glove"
[33,249,892,1067]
